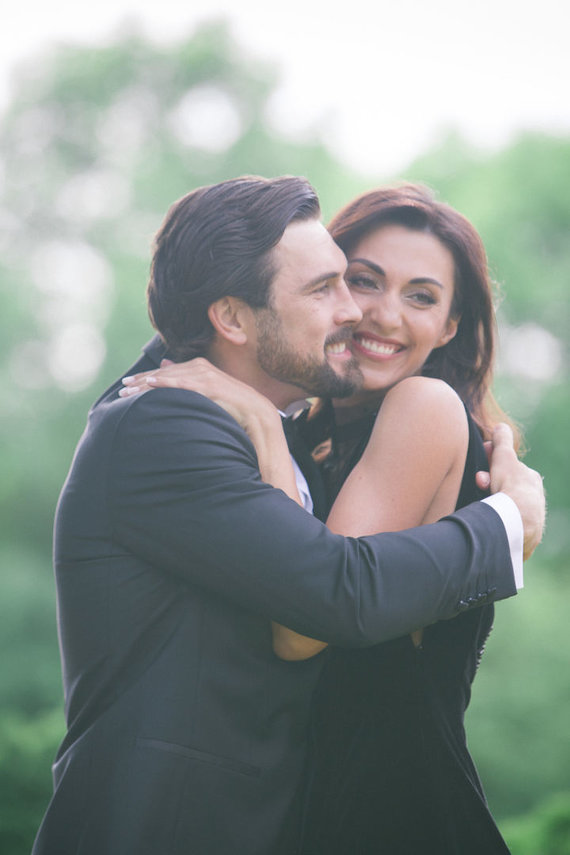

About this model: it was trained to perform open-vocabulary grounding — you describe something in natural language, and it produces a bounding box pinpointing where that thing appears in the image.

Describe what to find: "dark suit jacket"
[33,336,516,855]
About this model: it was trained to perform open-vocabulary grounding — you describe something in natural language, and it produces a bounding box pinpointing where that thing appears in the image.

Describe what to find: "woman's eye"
[410,291,437,306]
[347,274,378,290]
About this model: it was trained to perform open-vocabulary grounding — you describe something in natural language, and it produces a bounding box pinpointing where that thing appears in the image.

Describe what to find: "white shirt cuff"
[482,493,524,589]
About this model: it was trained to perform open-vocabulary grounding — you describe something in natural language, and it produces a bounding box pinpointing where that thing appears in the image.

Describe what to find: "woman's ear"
[207,297,253,346]
[436,315,460,349]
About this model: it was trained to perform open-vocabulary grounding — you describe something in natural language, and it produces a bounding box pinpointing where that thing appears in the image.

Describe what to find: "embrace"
[33,177,545,854]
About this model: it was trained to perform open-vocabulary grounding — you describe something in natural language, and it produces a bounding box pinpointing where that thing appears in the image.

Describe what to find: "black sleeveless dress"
[299,406,511,854]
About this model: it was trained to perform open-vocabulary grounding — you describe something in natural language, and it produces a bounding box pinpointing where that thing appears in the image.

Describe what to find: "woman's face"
[343,223,459,406]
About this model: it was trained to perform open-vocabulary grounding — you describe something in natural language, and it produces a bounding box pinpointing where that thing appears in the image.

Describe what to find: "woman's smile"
[351,333,405,359]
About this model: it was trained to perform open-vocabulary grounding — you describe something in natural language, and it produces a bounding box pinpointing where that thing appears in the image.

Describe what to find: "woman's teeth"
[358,338,400,355]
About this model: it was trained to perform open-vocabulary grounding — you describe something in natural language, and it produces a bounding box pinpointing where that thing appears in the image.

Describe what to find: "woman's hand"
[120,357,277,434]
[120,357,301,502]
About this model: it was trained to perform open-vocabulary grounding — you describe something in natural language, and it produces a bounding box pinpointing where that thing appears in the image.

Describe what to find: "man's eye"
[314,282,331,294]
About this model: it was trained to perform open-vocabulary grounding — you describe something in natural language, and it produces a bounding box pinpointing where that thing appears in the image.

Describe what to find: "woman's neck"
[332,391,386,425]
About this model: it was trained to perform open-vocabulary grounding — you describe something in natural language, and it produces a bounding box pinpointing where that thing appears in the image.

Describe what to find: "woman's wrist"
[244,407,301,504]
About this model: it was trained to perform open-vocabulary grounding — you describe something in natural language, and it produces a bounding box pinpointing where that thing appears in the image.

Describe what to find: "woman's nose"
[365,292,402,331]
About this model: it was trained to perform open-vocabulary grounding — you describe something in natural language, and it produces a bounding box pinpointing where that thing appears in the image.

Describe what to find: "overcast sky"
[1,0,568,175]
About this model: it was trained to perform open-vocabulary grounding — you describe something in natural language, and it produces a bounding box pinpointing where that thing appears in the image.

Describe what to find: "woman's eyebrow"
[349,258,385,276]
[349,258,443,289]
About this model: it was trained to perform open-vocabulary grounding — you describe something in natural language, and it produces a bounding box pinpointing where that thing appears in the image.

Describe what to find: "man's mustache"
[324,328,355,349]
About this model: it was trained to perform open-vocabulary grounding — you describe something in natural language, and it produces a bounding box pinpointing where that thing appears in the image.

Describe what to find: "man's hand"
[477,423,545,560]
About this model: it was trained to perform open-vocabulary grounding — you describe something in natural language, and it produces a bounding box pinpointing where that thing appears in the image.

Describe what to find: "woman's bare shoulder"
[381,376,465,422]
[369,377,468,458]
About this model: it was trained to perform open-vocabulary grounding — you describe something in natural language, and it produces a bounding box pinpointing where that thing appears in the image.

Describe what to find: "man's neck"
[207,342,308,411]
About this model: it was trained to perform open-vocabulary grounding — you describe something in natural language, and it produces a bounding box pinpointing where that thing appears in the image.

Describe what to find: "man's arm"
[121,355,546,565]
[109,389,517,648]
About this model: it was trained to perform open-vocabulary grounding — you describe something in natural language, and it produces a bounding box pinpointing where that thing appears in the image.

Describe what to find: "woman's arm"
[275,376,470,658]
[121,366,470,660]
[121,359,328,659]
[328,377,469,536]
[122,358,301,501]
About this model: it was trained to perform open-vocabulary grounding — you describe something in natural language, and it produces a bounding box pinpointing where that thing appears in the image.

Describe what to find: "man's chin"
[330,357,364,394]
[312,362,363,398]
[256,338,363,400]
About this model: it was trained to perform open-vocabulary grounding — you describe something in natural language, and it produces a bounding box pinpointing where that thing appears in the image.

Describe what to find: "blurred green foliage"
[0,20,568,854]
[503,792,570,855]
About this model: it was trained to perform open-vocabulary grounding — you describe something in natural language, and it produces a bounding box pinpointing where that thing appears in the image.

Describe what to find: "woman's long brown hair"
[328,183,521,449]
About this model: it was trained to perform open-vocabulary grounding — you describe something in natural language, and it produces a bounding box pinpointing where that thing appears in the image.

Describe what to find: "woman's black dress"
[299,406,511,854]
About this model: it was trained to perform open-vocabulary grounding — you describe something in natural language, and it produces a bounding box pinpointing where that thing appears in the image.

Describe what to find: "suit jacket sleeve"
[107,389,516,647]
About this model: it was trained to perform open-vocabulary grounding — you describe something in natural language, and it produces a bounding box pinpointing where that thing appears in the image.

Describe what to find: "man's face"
[252,219,364,406]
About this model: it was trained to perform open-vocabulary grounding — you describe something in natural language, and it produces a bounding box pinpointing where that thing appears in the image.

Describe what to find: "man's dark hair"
[147,175,320,360]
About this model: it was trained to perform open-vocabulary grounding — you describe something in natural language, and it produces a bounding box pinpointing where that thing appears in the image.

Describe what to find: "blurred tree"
[0,711,62,852]
[466,569,570,817]
[503,792,570,855]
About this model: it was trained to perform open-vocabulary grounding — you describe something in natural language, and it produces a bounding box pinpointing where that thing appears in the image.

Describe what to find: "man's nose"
[334,281,362,325]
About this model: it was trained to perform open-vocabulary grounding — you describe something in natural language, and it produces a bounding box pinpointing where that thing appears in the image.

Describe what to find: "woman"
[294,185,517,854]
[122,183,516,853]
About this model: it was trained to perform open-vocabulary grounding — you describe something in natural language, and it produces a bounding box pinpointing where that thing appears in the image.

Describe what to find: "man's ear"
[207,297,253,346]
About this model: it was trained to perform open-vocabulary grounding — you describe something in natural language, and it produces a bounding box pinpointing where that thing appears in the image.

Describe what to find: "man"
[33,176,544,855]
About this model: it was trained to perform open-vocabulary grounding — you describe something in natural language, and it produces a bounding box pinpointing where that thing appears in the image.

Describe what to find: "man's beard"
[254,309,363,398]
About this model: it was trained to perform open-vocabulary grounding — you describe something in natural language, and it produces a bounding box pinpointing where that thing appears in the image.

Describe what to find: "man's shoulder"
[90,336,166,410]
[82,338,255,460]
[90,387,253,463]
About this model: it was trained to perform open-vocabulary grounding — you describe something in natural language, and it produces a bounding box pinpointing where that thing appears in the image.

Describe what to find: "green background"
[1,22,568,854]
